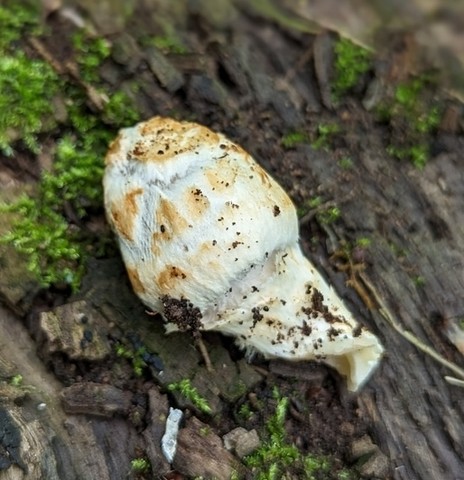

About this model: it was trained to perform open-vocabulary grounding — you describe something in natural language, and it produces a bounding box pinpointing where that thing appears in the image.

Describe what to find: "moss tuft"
[0,2,41,51]
[378,76,441,169]
[332,38,371,99]
[312,123,341,150]
[245,388,354,479]
[72,32,111,83]
[281,131,310,149]
[0,53,61,155]
[168,378,212,414]
[0,5,140,290]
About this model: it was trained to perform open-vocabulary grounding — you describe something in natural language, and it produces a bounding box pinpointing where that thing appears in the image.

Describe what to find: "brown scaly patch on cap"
[105,134,123,165]
[203,157,240,192]
[130,116,221,164]
[157,265,187,291]
[109,188,144,241]
[126,266,146,295]
[152,198,189,255]
[184,187,210,220]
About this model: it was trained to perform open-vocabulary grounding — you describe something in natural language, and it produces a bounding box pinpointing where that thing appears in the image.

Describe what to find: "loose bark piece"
[0,306,141,480]
[174,416,245,479]
[39,300,112,361]
[142,388,171,475]
[61,382,133,416]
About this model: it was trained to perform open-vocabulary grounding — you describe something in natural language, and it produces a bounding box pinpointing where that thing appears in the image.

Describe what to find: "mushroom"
[103,116,383,391]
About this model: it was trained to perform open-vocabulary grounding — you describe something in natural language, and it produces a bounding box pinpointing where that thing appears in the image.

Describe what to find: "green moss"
[146,35,188,54]
[0,116,114,289]
[378,76,441,169]
[238,402,254,421]
[355,237,371,248]
[245,388,349,479]
[9,374,23,387]
[296,197,341,223]
[0,52,61,155]
[168,378,212,414]
[0,196,85,289]
[312,123,341,150]
[337,471,357,480]
[281,131,310,149]
[115,343,149,377]
[0,2,41,51]
[103,90,140,126]
[317,206,341,224]
[338,156,353,169]
[0,3,56,154]
[387,143,429,169]
[72,32,111,83]
[0,7,140,290]
[303,456,331,479]
[412,275,425,287]
[246,391,299,480]
[308,196,322,208]
[199,426,212,436]
[130,457,150,473]
[332,38,371,99]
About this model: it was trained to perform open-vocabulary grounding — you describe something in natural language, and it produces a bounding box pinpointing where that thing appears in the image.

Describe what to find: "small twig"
[194,334,214,373]
[28,37,108,111]
[360,273,464,383]
[284,45,314,83]
[331,246,376,310]
[445,376,464,387]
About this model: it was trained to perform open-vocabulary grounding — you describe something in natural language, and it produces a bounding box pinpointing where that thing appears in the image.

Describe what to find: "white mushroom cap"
[104,116,383,390]
[104,117,297,315]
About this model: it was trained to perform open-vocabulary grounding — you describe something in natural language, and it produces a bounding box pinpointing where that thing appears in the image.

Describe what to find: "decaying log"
[1,1,464,479]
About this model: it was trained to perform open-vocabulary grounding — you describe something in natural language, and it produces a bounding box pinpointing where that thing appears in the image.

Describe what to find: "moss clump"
[145,35,188,54]
[0,1,61,155]
[168,378,212,415]
[131,457,150,473]
[0,2,41,50]
[246,392,299,479]
[115,342,149,377]
[312,123,341,150]
[1,88,136,289]
[281,131,310,149]
[1,196,84,289]
[245,388,353,480]
[0,3,140,290]
[332,38,371,99]
[377,76,441,168]
[9,374,23,387]
[0,53,61,154]
[338,156,353,169]
[317,206,341,224]
[72,32,111,83]
[282,123,341,154]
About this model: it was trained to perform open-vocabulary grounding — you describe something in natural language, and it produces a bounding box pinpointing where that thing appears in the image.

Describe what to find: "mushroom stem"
[201,244,383,391]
